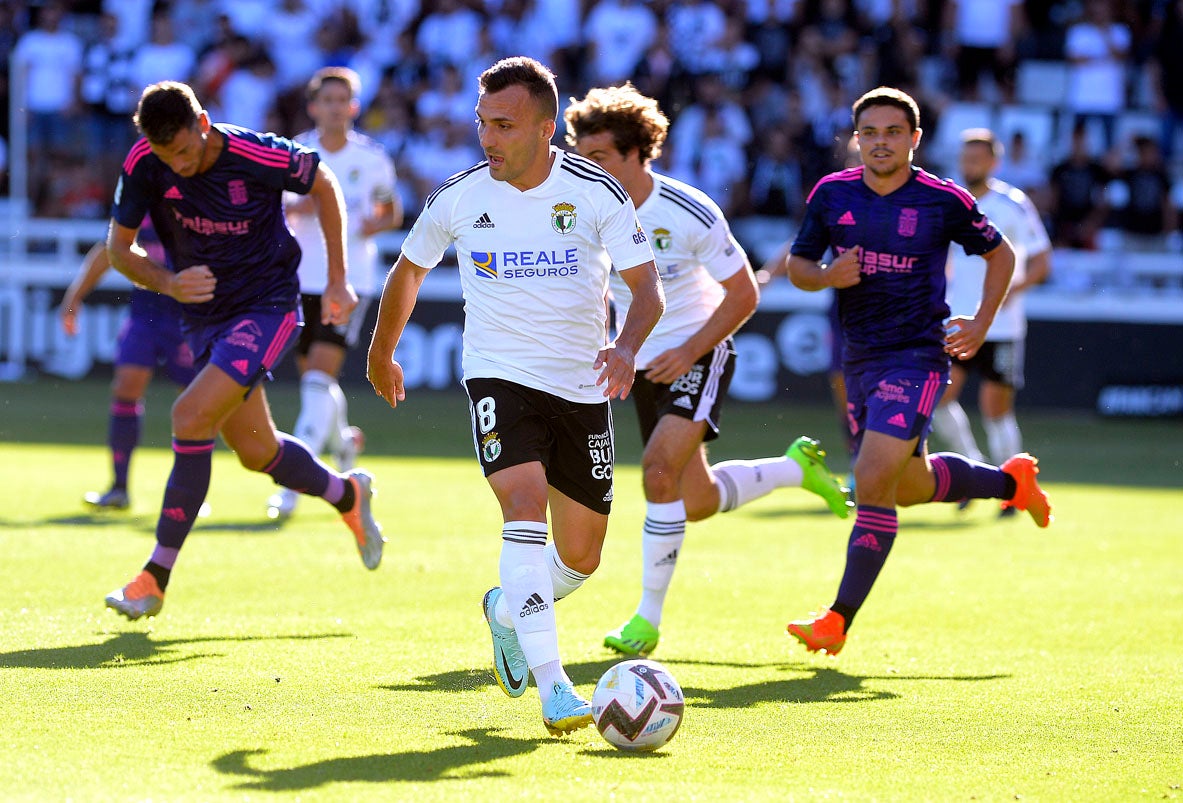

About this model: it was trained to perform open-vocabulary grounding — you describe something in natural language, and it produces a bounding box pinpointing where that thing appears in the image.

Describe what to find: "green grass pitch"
[0,377,1180,801]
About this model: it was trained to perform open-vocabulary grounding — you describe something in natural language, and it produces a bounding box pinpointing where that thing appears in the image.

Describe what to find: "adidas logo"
[672,395,693,410]
[837,210,856,225]
[853,532,882,551]
[518,592,549,618]
[162,507,188,522]
[656,549,679,567]
[472,212,495,228]
[887,412,906,427]
[232,359,250,375]
[164,186,183,200]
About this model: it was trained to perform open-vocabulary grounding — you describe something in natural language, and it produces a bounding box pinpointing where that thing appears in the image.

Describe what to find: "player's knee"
[170,398,216,439]
[641,460,680,500]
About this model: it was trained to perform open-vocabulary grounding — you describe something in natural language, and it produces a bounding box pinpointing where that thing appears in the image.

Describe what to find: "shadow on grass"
[0,514,285,535]
[0,631,352,669]
[213,727,543,790]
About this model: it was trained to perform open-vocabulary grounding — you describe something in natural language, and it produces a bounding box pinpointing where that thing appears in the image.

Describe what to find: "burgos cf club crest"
[653,227,672,252]
[898,208,918,237]
[481,431,502,462]
[551,202,577,234]
[472,251,497,279]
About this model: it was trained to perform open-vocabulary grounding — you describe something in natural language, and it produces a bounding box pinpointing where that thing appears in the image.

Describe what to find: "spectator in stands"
[995,129,1050,204]
[1049,121,1112,249]
[263,0,323,94]
[700,17,760,92]
[942,0,1022,102]
[743,0,796,82]
[1108,135,1178,252]
[668,73,752,178]
[169,0,222,54]
[1150,0,1183,162]
[666,0,729,76]
[130,12,197,90]
[416,64,477,131]
[1064,0,1131,152]
[415,0,483,71]
[747,127,805,219]
[631,21,680,114]
[104,0,153,52]
[81,12,137,183]
[217,47,278,133]
[584,0,659,85]
[11,2,84,163]
[686,106,749,217]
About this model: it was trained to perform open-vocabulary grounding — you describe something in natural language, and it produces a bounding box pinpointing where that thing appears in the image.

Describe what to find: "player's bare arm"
[787,245,863,291]
[106,220,215,304]
[307,162,357,325]
[596,260,663,400]
[366,254,429,408]
[360,196,403,238]
[646,265,758,385]
[59,242,113,336]
[1006,248,1051,298]
[946,237,1016,361]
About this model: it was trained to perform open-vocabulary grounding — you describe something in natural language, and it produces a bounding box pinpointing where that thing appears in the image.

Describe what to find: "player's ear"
[541,117,557,142]
[912,127,923,149]
[197,110,211,134]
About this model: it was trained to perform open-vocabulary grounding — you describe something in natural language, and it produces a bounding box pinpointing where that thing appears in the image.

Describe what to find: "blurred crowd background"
[2,0,1181,257]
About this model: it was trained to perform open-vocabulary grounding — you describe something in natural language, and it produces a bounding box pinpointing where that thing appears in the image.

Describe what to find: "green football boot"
[604,613,660,657]
[786,436,853,519]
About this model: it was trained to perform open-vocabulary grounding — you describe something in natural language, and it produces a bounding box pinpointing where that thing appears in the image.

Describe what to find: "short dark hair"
[134,81,202,144]
[479,57,558,122]
[564,82,669,163]
[960,127,1001,157]
[307,66,360,101]
[852,86,920,132]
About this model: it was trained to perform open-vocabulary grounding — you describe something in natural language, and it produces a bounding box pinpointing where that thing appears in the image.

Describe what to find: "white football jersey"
[287,130,397,297]
[609,173,748,368]
[946,178,1051,340]
[401,147,655,403]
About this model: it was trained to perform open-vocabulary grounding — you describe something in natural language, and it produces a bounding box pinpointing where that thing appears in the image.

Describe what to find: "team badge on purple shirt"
[898,208,918,237]
[228,179,248,205]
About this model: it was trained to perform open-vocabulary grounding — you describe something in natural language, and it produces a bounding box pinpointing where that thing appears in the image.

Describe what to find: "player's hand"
[367,349,406,408]
[827,246,862,288]
[944,315,989,361]
[645,345,696,385]
[321,281,359,325]
[59,303,79,336]
[595,342,638,400]
[169,265,216,303]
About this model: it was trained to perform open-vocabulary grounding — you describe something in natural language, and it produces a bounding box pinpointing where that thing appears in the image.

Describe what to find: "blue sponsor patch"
[472,251,497,279]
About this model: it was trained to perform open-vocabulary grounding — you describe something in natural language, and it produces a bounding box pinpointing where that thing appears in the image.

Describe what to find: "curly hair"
[563,82,669,165]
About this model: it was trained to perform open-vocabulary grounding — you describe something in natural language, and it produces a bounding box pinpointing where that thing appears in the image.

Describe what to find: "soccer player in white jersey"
[367,58,663,736]
[932,129,1051,517]
[268,67,403,519]
[564,83,853,658]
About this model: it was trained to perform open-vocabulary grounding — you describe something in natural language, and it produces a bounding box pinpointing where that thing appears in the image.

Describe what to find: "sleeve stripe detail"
[226,137,291,168]
[122,138,152,174]
[558,155,629,204]
[425,161,488,208]
[805,166,863,204]
[658,186,714,229]
[915,170,975,209]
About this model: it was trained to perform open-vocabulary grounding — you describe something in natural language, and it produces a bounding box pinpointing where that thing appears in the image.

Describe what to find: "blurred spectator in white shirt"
[700,17,760,91]
[942,0,1022,102]
[666,0,728,75]
[416,0,484,70]
[584,0,659,84]
[12,2,84,159]
[1065,0,1131,151]
[668,73,751,178]
[131,12,197,90]
[263,0,323,92]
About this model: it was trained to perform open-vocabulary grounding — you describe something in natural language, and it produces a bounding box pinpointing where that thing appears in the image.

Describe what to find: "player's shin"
[544,542,588,601]
[499,525,566,699]
[295,370,339,454]
[636,500,687,627]
[149,438,216,587]
[832,505,899,627]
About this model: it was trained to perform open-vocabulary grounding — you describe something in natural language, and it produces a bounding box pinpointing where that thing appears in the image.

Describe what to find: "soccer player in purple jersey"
[783,87,1053,656]
[102,81,385,620]
[60,223,196,512]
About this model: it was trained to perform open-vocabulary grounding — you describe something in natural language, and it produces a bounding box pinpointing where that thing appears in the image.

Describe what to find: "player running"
[932,128,1052,517]
[783,87,1052,656]
[564,82,852,658]
[59,220,196,512]
[103,81,385,621]
[267,67,402,520]
[368,58,663,736]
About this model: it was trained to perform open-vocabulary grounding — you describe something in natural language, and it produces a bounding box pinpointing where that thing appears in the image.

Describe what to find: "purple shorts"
[188,309,302,391]
[845,364,947,457]
[116,311,197,386]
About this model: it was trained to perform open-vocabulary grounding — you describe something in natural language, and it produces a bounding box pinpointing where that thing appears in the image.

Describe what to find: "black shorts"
[632,340,736,445]
[463,377,615,515]
[953,339,1024,390]
[296,294,373,357]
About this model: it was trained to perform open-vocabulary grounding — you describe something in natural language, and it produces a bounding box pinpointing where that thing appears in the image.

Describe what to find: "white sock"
[497,521,561,691]
[294,370,338,455]
[545,542,588,602]
[635,500,686,627]
[532,659,571,703]
[711,457,803,513]
[931,402,985,461]
[327,378,350,454]
[984,413,1021,465]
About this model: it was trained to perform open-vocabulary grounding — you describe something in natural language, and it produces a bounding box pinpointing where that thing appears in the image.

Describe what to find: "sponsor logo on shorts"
[874,380,912,404]
[887,412,907,427]
[588,429,613,480]
[232,359,250,375]
[226,319,263,353]
[670,365,704,395]
[481,431,502,462]
[672,395,693,410]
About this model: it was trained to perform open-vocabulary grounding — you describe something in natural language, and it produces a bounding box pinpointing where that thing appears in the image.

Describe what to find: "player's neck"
[861,163,912,196]
[625,170,655,208]
[508,148,556,192]
[197,127,223,173]
[318,127,349,152]
[967,179,989,199]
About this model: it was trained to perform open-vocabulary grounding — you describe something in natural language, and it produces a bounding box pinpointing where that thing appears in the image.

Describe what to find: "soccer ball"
[591,659,685,752]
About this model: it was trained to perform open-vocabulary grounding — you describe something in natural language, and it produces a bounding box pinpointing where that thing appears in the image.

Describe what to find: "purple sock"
[153,438,215,564]
[929,453,1012,503]
[263,434,344,503]
[109,399,143,490]
[833,505,898,626]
